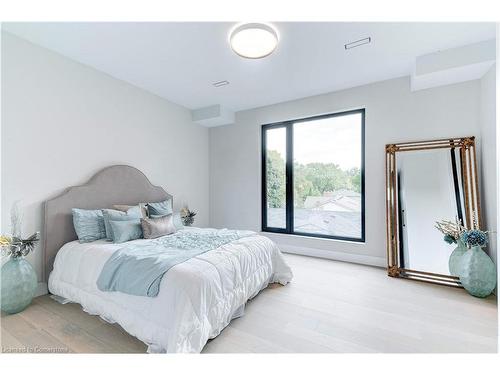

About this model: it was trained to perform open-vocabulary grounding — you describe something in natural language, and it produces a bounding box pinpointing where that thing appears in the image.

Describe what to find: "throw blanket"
[96,228,253,297]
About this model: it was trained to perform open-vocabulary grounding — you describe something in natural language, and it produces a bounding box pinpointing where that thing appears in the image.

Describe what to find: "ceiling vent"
[344,37,371,50]
[213,80,229,87]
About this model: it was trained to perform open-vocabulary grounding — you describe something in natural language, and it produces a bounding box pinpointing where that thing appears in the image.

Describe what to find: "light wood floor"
[1,254,497,353]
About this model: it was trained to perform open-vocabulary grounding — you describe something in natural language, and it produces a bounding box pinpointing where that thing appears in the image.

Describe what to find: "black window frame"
[261,108,366,243]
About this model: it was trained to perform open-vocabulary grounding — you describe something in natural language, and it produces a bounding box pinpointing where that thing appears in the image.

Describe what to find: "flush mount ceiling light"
[229,23,279,59]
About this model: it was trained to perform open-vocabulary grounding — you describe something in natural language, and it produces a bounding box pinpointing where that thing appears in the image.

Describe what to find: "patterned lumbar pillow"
[141,214,176,239]
[151,212,184,230]
[72,208,106,243]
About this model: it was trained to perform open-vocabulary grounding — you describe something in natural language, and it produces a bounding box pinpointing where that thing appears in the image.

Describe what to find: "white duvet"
[48,229,293,353]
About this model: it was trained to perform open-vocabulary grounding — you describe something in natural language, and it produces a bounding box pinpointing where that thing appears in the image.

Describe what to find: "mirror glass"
[396,147,465,275]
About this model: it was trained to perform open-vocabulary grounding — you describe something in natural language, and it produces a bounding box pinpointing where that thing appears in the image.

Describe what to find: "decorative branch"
[2,202,40,258]
[435,217,466,244]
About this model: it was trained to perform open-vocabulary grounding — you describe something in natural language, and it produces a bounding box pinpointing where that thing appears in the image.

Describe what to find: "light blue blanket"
[96,228,253,297]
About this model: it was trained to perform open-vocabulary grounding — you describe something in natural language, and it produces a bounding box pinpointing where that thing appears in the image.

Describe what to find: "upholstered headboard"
[43,165,172,281]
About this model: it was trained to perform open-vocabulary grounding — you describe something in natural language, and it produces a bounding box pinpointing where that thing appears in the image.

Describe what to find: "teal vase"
[448,239,467,276]
[1,257,37,314]
[458,246,497,298]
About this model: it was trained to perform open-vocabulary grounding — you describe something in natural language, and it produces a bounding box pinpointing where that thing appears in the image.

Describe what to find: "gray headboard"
[43,165,172,281]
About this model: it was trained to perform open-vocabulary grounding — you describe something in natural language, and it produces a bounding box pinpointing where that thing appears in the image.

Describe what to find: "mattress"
[48,228,293,353]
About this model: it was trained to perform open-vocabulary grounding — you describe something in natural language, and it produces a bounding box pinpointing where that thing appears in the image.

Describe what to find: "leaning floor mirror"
[385,137,480,286]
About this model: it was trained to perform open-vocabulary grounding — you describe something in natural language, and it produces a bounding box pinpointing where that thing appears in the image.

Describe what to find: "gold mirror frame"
[385,137,480,287]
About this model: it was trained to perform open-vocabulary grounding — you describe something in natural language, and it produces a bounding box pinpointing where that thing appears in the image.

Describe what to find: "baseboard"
[279,243,387,268]
[36,282,48,297]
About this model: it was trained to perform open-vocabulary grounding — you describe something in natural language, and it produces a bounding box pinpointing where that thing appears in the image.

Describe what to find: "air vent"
[213,80,229,87]
[344,37,371,50]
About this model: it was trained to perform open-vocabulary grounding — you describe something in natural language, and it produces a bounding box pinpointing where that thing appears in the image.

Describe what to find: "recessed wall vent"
[213,80,229,87]
[344,37,371,50]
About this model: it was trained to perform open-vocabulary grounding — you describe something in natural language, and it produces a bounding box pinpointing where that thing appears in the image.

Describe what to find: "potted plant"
[1,202,40,314]
[180,206,197,227]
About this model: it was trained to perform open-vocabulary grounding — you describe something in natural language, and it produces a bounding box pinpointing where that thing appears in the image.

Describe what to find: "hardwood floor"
[1,254,497,353]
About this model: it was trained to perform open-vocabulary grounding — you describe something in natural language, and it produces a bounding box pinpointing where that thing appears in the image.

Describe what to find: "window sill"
[260,231,384,267]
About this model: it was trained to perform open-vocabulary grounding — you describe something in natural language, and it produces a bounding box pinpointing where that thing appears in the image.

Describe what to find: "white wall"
[479,64,497,266]
[2,30,494,281]
[1,32,210,284]
[210,76,482,266]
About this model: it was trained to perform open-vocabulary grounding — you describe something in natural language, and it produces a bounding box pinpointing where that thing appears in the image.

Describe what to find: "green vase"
[448,239,467,276]
[458,246,497,298]
[1,257,37,314]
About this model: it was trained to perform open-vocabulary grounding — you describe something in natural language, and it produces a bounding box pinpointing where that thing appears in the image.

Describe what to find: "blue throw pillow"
[72,208,106,243]
[109,219,143,243]
[147,199,173,217]
[102,206,142,241]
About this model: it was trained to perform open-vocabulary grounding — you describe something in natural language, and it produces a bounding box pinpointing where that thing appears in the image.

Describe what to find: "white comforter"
[48,229,293,353]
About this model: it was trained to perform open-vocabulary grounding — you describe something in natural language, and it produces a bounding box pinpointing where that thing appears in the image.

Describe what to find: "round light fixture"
[229,23,279,59]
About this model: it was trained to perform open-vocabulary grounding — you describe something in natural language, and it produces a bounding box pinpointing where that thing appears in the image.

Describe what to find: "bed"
[44,165,292,353]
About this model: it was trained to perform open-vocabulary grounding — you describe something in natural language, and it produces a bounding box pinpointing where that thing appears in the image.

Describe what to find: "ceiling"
[3,22,496,112]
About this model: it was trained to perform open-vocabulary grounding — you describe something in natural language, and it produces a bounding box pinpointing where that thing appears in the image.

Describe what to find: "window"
[262,109,365,242]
